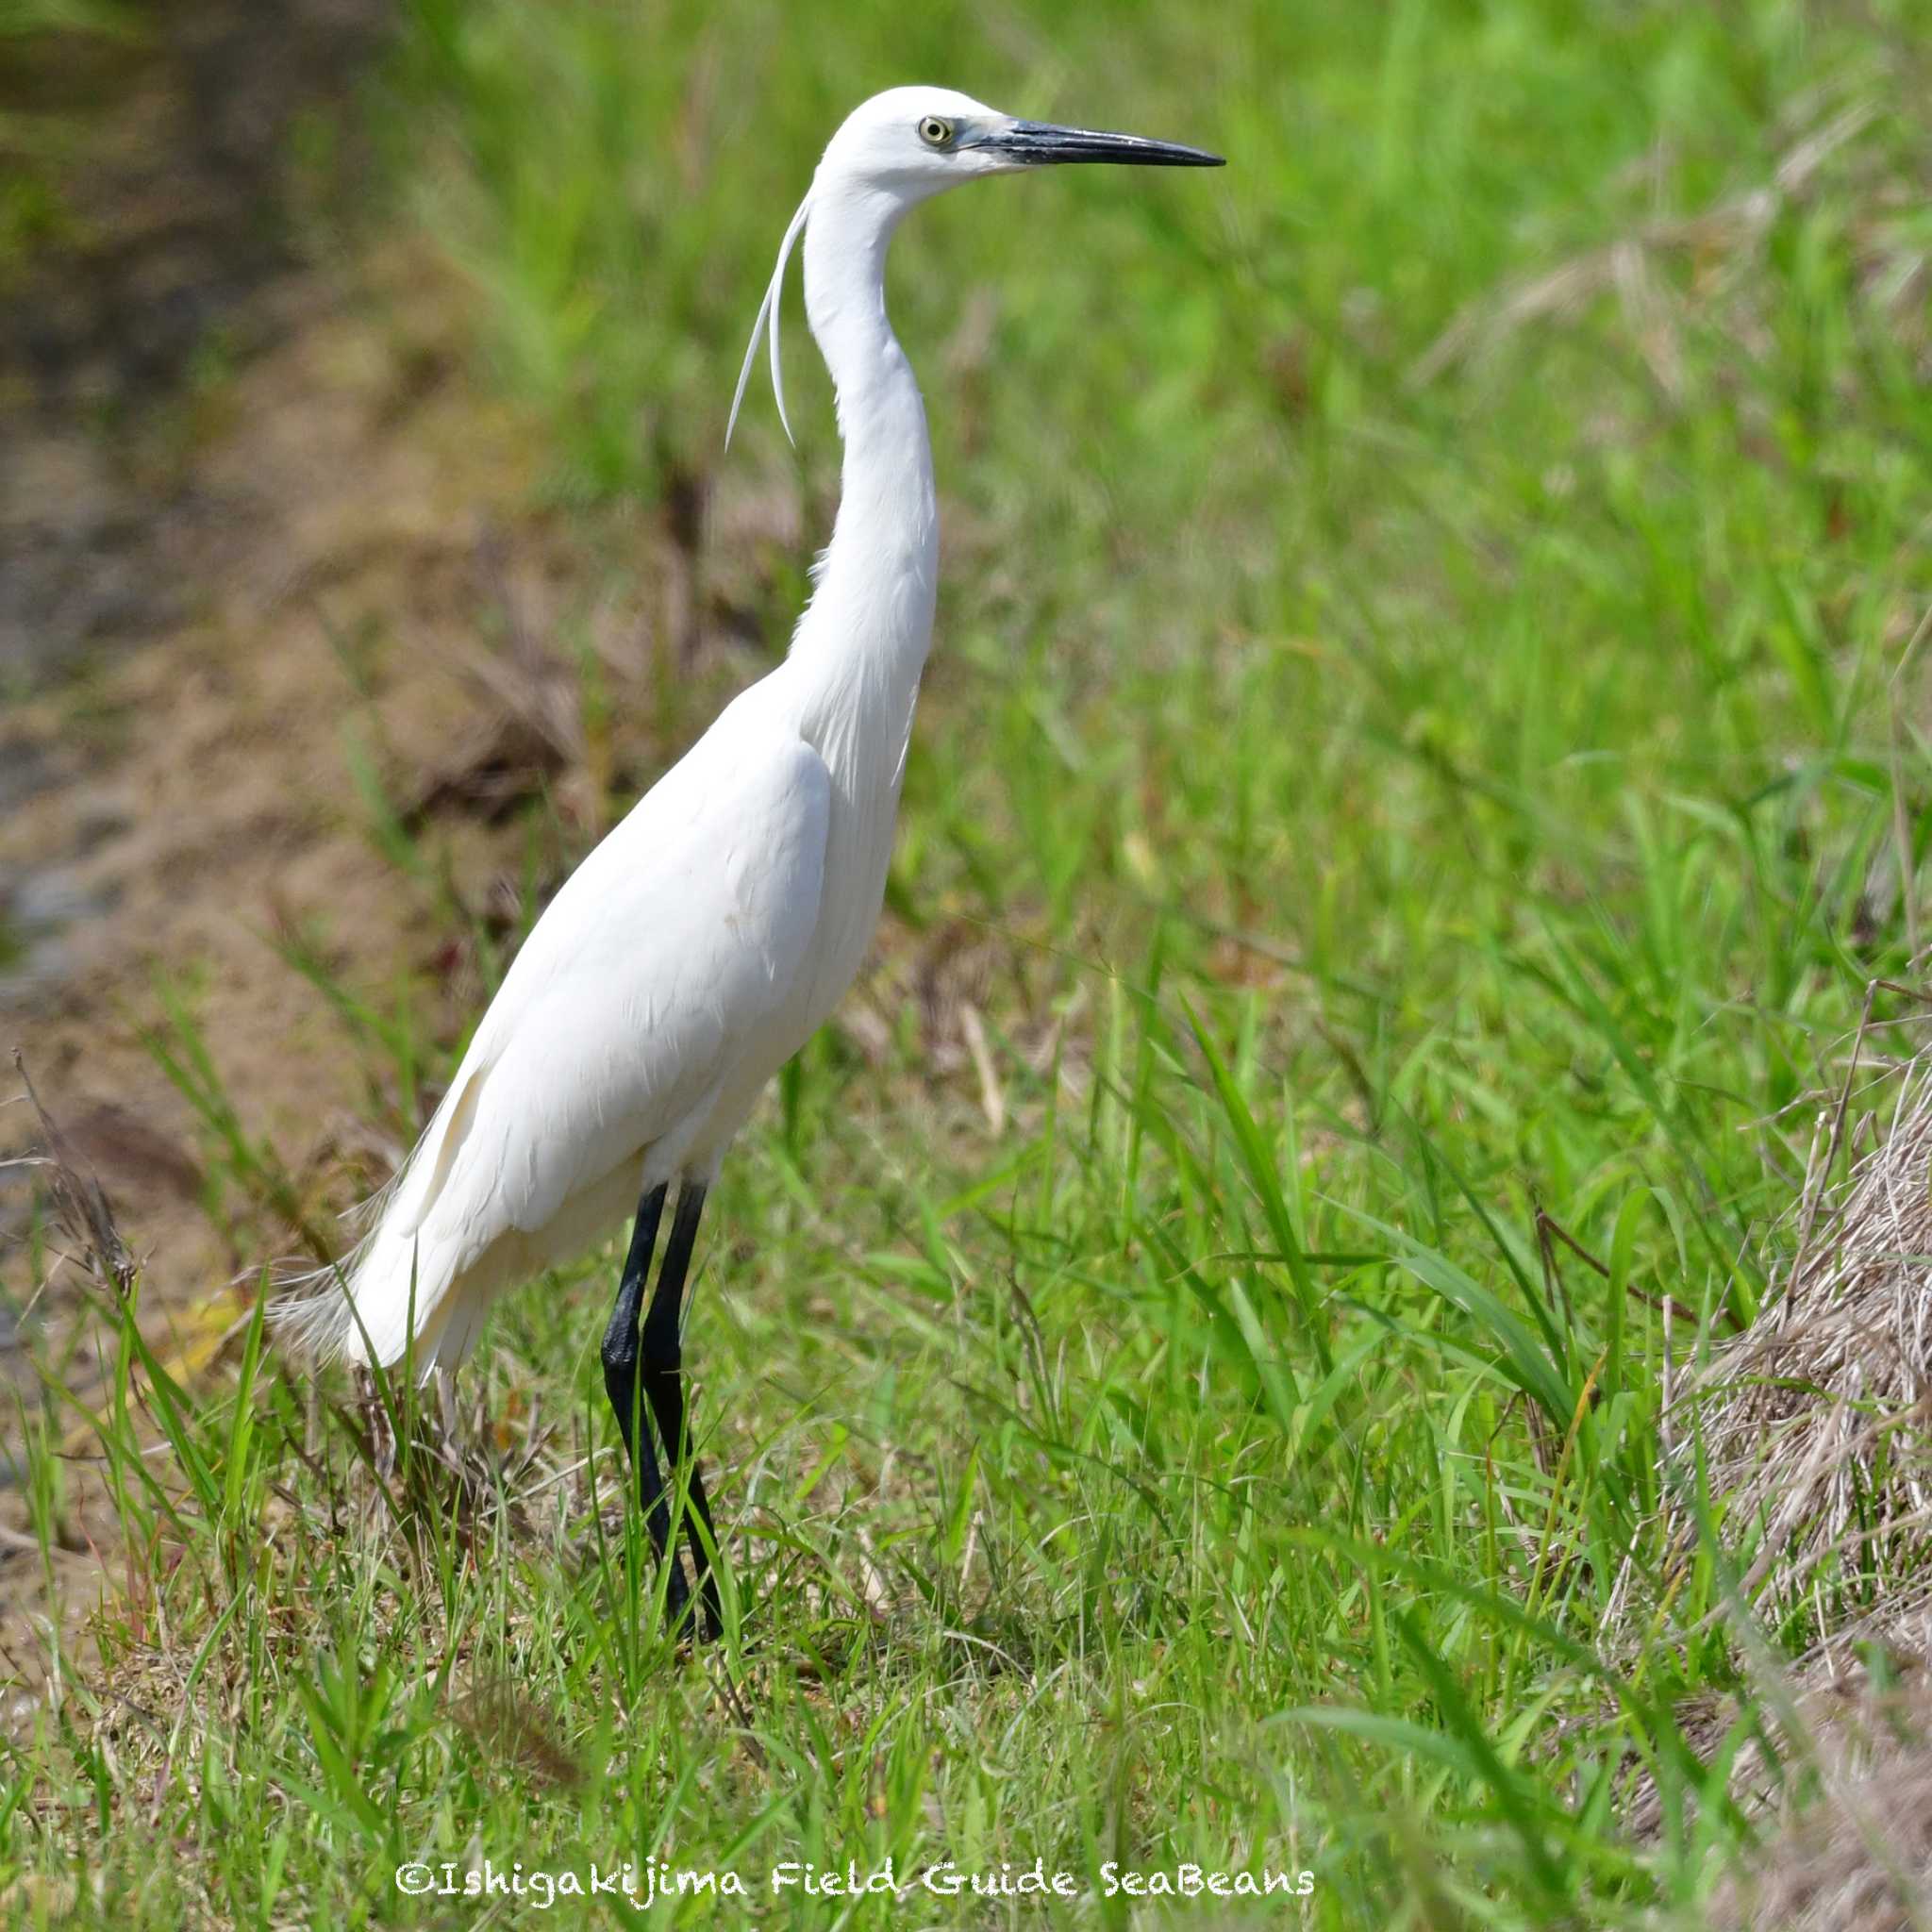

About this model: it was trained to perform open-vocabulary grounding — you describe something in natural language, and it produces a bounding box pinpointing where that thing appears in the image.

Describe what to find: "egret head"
[816,86,1224,201]
[728,88,1222,446]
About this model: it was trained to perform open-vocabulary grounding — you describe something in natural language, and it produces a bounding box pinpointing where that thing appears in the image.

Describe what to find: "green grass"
[7,0,1932,1924]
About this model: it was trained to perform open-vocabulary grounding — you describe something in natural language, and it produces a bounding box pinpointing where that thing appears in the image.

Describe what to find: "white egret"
[275,87,1222,1634]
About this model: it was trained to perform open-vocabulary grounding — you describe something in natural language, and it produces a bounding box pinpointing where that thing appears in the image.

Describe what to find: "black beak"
[982,121,1225,168]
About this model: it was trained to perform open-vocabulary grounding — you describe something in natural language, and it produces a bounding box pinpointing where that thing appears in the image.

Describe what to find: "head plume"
[725,188,811,450]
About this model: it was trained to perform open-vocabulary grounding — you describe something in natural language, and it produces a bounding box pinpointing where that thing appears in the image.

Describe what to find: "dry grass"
[1410,92,1927,395]
[1707,1650,1932,1932]
[1681,1005,1932,1628]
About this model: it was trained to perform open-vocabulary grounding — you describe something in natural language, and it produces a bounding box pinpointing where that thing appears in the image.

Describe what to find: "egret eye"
[918,115,955,149]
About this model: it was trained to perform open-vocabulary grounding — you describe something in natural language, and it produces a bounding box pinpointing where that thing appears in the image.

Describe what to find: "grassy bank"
[7,0,1932,1924]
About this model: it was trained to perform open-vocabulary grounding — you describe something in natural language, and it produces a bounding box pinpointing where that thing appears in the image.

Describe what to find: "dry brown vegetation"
[1687,1007,1932,1635]
[1707,1652,1932,1931]
[1632,1005,1932,1920]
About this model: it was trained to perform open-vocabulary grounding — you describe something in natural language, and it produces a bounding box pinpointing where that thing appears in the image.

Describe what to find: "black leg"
[599,1184,690,1623]
[642,1180,723,1639]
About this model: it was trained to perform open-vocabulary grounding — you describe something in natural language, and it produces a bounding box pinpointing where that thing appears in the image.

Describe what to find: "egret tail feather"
[268,1066,487,1369]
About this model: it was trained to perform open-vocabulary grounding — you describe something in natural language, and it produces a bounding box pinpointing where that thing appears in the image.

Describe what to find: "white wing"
[277,713,831,1367]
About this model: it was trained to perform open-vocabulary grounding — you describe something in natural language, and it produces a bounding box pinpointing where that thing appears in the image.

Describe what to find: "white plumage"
[277,713,833,1368]
[274,87,1222,1396]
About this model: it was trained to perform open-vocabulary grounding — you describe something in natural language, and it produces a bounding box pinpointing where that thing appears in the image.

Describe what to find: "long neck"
[787,183,939,763]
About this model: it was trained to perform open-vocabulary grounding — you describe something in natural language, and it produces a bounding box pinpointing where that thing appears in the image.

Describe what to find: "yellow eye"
[918,115,955,149]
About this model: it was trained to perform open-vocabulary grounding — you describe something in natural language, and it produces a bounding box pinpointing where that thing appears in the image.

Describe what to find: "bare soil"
[0,0,585,1699]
